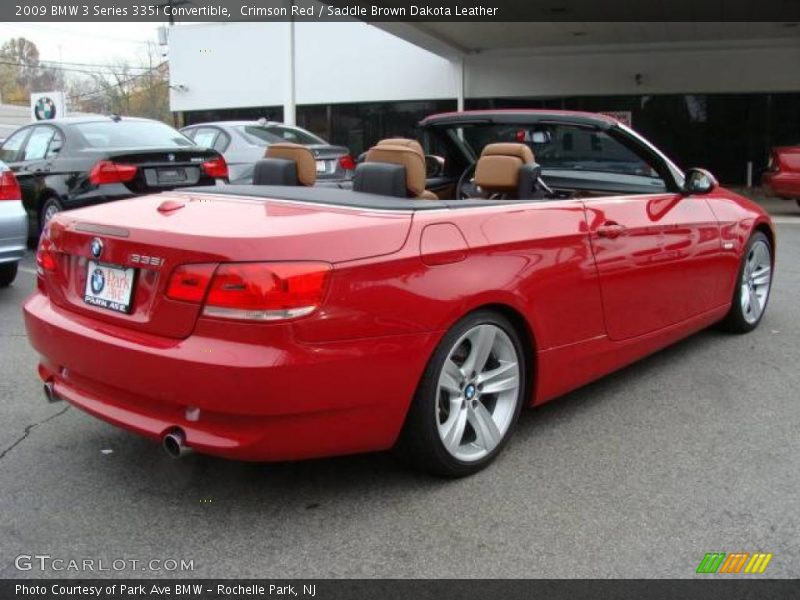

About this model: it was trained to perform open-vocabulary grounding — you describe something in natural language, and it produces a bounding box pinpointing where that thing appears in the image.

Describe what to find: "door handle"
[597,222,626,239]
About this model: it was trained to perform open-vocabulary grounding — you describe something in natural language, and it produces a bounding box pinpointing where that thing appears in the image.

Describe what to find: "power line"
[0,59,153,76]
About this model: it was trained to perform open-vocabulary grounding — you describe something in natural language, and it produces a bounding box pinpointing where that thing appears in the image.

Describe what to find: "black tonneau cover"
[176,185,531,211]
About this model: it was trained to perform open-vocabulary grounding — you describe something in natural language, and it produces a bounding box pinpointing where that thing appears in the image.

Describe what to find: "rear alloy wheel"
[399,310,526,477]
[40,197,63,231]
[0,262,18,287]
[719,231,773,333]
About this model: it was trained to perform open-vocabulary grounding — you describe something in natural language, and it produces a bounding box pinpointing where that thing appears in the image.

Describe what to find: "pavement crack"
[0,406,70,462]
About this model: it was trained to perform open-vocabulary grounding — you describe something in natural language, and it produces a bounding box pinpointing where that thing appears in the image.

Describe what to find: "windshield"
[457,123,660,178]
[237,125,325,146]
[74,121,194,149]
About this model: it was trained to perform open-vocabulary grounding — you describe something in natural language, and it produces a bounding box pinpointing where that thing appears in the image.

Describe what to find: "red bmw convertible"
[24,111,775,477]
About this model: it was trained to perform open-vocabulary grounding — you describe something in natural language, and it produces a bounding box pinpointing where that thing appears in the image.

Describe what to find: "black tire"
[795,198,800,209]
[397,309,527,478]
[39,197,64,233]
[0,262,18,288]
[718,231,772,333]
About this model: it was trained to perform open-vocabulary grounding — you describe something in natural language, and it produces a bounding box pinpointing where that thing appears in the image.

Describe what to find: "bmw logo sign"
[90,269,105,294]
[34,96,57,120]
[90,238,104,259]
[167,153,176,162]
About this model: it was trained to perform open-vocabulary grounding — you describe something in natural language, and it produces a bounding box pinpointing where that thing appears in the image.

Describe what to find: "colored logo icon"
[34,96,57,120]
[697,552,773,574]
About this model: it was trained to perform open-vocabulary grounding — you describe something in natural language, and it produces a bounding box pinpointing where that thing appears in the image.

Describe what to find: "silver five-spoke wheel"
[740,239,771,324]
[436,324,520,462]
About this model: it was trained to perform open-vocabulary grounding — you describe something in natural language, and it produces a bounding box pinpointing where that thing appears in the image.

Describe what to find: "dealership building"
[167,21,800,184]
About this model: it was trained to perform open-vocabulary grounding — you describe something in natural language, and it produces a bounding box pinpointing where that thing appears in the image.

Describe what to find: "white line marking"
[771,218,800,224]
[19,267,37,275]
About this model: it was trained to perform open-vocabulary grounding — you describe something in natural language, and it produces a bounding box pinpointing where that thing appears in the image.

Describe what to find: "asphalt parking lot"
[1,197,799,579]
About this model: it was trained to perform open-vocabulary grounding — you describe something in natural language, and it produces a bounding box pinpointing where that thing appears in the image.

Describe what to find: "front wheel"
[0,262,18,288]
[718,231,773,333]
[398,310,527,477]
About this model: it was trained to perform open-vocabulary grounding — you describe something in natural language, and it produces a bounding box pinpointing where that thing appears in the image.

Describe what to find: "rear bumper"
[24,292,437,461]
[0,200,28,264]
[763,172,800,198]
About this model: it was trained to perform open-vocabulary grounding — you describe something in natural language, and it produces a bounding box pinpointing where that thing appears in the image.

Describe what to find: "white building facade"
[168,21,800,183]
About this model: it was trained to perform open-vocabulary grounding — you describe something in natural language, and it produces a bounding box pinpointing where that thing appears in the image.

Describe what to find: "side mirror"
[683,168,718,195]
[424,154,445,178]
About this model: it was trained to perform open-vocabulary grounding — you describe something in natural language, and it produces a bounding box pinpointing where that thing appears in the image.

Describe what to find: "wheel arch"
[753,221,776,261]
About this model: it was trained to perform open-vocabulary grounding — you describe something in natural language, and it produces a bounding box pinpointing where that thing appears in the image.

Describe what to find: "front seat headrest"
[352,162,408,198]
[376,137,425,157]
[364,144,427,197]
[474,143,536,194]
[264,142,316,186]
[252,158,298,186]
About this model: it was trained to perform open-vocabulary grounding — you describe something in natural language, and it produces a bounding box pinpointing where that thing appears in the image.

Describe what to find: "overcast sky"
[0,22,164,68]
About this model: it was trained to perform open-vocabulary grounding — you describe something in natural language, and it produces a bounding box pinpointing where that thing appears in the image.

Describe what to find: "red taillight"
[338,154,356,171]
[166,261,330,321]
[0,169,21,201]
[89,161,138,185]
[36,229,58,294]
[201,156,228,179]
[166,264,216,303]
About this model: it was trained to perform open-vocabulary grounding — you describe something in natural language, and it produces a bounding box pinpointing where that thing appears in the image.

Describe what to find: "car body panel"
[22,110,775,463]
[0,200,27,264]
[763,146,800,199]
[0,161,27,264]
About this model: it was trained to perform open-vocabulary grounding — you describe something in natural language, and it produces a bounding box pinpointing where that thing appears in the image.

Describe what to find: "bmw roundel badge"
[90,238,103,259]
[90,269,105,294]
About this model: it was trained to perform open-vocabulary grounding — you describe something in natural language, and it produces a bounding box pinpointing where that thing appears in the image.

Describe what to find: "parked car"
[0,161,26,287]
[762,145,800,207]
[0,116,228,237]
[24,110,774,477]
[181,119,354,184]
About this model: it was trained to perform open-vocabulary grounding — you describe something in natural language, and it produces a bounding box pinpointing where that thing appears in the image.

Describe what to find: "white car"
[0,161,27,287]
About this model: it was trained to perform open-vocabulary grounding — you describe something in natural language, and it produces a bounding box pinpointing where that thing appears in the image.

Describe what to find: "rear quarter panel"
[294,199,605,353]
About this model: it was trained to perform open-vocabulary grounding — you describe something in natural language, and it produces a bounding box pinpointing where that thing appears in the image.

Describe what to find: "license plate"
[84,261,136,314]
[315,160,326,173]
[157,168,186,183]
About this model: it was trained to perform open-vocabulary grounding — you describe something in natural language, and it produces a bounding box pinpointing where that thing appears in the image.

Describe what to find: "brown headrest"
[265,143,316,186]
[474,143,535,193]
[377,137,424,157]
[365,144,425,196]
[482,143,535,163]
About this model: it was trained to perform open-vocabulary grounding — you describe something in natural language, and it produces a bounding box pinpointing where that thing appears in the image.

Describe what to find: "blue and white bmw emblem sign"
[90,268,105,294]
[90,238,103,259]
[167,153,176,162]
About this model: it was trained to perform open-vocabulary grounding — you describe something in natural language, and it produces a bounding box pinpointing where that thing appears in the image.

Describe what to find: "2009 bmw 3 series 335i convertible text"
[23,111,775,477]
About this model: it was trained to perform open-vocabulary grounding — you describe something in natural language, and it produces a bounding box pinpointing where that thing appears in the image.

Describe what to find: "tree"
[0,37,59,104]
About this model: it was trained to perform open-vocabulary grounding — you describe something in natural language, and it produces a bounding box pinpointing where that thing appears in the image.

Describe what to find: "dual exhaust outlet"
[42,380,193,459]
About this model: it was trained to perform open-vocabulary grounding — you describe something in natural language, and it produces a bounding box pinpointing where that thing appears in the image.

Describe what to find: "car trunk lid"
[41,191,412,338]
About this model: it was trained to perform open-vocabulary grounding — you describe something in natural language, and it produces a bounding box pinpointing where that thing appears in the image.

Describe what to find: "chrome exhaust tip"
[43,381,61,403]
[162,429,193,459]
